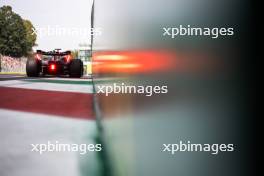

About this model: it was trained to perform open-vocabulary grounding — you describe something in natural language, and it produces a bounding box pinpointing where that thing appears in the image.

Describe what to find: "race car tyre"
[69,59,83,78]
[26,59,40,77]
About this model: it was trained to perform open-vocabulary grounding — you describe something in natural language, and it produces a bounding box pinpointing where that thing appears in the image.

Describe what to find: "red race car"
[26,49,83,78]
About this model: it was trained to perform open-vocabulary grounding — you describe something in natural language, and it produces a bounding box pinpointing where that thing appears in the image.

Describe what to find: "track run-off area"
[0,74,102,176]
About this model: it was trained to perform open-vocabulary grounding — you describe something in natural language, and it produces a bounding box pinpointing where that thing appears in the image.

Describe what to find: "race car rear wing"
[36,50,71,56]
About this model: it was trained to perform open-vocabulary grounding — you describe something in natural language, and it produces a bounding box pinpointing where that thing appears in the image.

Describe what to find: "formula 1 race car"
[26,49,83,78]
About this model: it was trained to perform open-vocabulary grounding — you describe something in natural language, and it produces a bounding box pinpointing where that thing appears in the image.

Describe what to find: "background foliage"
[0,6,37,57]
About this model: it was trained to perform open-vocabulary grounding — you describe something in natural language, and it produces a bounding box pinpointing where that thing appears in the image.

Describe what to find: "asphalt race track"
[0,74,100,176]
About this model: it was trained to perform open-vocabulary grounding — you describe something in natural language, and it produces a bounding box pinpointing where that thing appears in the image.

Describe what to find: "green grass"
[24,79,93,85]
